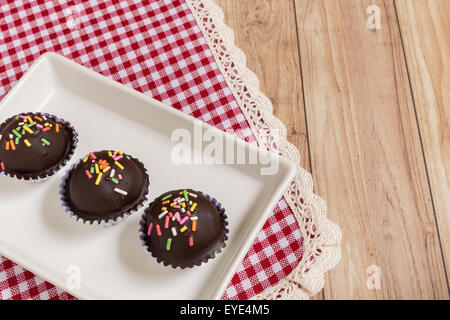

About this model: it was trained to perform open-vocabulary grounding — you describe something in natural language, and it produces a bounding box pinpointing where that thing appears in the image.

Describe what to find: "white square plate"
[0,53,295,299]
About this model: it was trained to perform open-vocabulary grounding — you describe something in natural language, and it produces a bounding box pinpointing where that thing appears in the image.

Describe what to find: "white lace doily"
[186,0,342,300]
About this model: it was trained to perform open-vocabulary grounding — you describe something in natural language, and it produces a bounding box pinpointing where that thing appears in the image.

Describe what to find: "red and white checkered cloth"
[0,0,303,300]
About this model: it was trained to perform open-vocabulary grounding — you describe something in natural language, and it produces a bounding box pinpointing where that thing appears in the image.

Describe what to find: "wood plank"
[395,0,450,285]
[294,0,449,299]
[214,0,321,299]
[215,0,310,171]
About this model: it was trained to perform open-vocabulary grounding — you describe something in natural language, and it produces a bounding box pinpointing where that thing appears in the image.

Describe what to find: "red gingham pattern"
[0,256,74,300]
[0,0,303,300]
[223,199,303,300]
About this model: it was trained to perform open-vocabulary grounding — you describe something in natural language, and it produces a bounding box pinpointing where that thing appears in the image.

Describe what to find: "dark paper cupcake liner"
[59,153,150,225]
[0,112,78,182]
[139,191,229,269]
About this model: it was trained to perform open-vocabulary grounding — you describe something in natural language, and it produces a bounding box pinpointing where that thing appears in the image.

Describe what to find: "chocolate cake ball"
[139,189,228,268]
[60,150,149,224]
[0,112,77,180]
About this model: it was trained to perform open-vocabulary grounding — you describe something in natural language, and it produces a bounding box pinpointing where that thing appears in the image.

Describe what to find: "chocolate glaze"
[0,113,77,179]
[141,189,228,268]
[64,150,149,222]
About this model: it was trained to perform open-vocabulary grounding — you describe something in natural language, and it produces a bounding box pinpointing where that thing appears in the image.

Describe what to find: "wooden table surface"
[215,0,449,299]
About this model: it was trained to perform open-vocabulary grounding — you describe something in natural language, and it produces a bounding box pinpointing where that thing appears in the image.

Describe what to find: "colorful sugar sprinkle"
[154,190,200,249]
[164,216,170,229]
[85,170,93,179]
[166,238,172,251]
[83,151,133,201]
[95,172,103,185]
[12,129,21,138]
[158,210,168,219]
[179,216,189,225]
[147,222,153,236]
[115,161,124,170]
[41,138,50,146]
[172,212,180,222]
[23,126,33,134]
[114,187,128,196]
[156,224,161,236]
[162,194,172,201]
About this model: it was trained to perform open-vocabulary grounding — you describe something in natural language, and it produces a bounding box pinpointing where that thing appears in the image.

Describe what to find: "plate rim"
[0,52,296,300]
